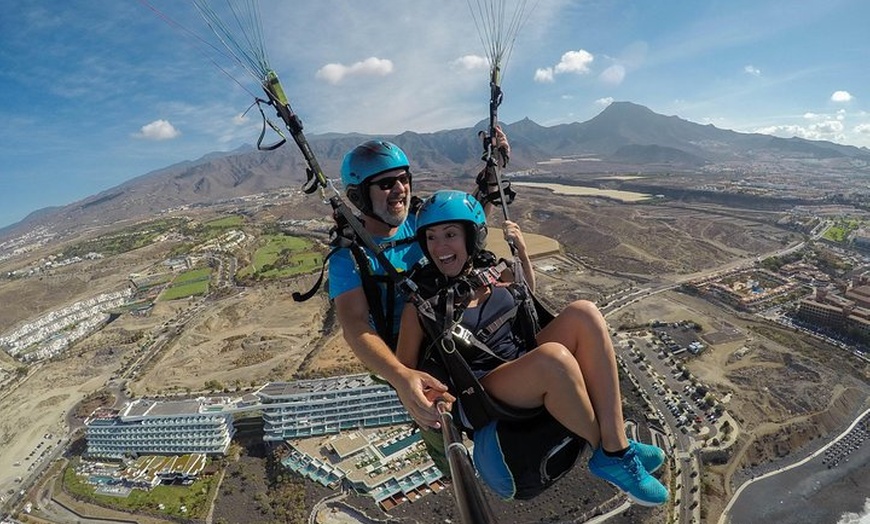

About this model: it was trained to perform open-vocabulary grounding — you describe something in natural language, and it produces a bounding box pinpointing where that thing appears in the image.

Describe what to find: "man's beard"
[374,195,409,226]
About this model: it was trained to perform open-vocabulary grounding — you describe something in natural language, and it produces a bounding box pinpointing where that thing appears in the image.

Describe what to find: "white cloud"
[755,120,845,142]
[814,120,844,134]
[554,50,594,74]
[755,124,803,137]
[534,67,555,83]
[134,119,180,141]
[315,57,394,85]
[535,49,594,84]
[599,65,625,85]
[803,112,821,120]
[854,123,870,135]
[831,90,853,103]
[595,97,614,106]
[743,65,761,76]
[451,54,489,71]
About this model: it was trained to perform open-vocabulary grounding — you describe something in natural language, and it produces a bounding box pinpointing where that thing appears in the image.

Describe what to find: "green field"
[160,267,212,301]
[822,218,862,242]
[204,215,245,228]
[238,234,321,279]
[173,267,212,284]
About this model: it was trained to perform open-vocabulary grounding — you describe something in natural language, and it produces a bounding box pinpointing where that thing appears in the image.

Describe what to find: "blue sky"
[2,0,869,230]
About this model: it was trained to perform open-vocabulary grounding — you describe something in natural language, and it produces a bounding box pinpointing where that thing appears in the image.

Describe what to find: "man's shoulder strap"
[292,245,343,302]
[345,242,398,348]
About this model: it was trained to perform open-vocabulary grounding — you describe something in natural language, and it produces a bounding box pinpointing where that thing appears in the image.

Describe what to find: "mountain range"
[4,101,870,239]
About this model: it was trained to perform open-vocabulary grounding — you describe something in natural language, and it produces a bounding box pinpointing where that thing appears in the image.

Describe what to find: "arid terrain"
[1,182,868,523]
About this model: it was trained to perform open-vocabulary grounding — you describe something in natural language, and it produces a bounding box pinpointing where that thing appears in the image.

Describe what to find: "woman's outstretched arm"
[395,303,450,428]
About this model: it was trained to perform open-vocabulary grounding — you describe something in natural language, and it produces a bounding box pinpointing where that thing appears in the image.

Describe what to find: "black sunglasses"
[371,172,410,190]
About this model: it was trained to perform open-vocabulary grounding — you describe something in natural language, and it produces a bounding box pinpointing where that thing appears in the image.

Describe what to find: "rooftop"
[258,373,377,399]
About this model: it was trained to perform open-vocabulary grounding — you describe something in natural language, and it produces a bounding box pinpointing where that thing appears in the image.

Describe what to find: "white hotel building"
[84,374,411,458]
[258,374,412,441]
[85,398,237,459]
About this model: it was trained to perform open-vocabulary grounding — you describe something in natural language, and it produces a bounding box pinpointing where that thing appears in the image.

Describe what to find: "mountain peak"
[594,101,660,121]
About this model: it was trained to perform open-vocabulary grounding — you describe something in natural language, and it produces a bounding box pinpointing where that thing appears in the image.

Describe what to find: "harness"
[348,237,416,348]
[293,198,422,349]
[411,257,555,431]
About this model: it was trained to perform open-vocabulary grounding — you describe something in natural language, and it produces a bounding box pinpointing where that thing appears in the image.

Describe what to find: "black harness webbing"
[293,199,420,348]
[414,263,555,431]
[346,238,416,348]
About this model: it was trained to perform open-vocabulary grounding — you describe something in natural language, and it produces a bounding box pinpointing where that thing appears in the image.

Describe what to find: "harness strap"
[378,236,418,250]
[510,284,542,350]
[291,247,340,302]
[475,303,519,341]
[348,244,399,348]
[253,98,288,152]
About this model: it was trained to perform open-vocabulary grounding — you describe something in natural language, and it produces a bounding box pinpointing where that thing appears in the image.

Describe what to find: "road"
[593,220,838,523]
[614,337,702,524]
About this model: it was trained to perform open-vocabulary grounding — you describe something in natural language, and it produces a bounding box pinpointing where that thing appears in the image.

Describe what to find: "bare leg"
[480,342,601,448]
[536,300,628,452]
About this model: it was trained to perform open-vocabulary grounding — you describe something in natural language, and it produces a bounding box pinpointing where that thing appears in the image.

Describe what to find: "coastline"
[722,408,870,524]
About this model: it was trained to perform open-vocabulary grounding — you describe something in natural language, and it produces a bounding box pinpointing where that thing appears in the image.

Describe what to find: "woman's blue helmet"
[416,190,488,262]
[340,140,410,215]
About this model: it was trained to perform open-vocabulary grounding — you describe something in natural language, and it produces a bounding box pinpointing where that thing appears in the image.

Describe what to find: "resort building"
[700,269,799,310]
[84,398,237,459]
[85,375,411,459]
[257,374,412,441]
[83,374,428,506]
[797,285,870,339]
[285,425,446,510]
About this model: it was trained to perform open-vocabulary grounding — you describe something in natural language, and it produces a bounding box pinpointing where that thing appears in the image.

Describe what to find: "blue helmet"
[416,190,488,261]
[340,140,411,215]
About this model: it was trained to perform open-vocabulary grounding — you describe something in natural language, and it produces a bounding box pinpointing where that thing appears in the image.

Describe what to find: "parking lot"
[615,328,728,441]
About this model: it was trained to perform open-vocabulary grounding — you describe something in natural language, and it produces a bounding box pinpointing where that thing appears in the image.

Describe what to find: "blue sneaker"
[630,439,666,473]
[588,446,669,506]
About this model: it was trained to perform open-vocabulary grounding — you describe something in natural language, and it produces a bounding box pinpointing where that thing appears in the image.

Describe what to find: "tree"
[204,379,223,391]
